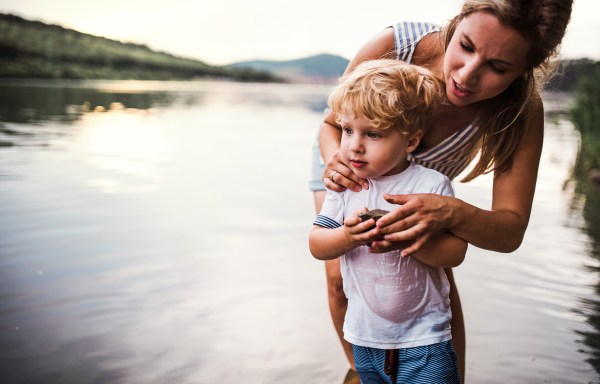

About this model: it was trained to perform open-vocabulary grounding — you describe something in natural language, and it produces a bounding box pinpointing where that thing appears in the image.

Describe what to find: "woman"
[310,1,573,382]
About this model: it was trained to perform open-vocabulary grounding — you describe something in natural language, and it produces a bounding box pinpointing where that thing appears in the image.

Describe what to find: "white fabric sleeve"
[313,189,344,229]
[433,175,454,198]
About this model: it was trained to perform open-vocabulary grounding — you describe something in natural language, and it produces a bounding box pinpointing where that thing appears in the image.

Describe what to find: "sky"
[1,0,598,65]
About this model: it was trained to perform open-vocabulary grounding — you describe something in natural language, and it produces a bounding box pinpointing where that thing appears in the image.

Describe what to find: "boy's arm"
[309,208,383,260]
[309,226,356,260]
[409,231,467,268]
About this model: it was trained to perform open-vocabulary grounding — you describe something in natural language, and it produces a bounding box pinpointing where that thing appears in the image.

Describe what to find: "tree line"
[0,13,280,82]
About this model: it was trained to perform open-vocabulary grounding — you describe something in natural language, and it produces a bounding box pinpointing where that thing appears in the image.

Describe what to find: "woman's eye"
[460,41,474,52]
[490,64,507,74]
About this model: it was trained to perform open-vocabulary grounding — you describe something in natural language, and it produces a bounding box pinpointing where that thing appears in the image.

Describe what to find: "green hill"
[229,54,349,82]
[0,13,279,82]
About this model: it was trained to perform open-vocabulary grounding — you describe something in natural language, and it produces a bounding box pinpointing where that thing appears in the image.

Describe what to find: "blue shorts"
[310,134,326,191]
[353,341,460,384]
[310,110,328,192]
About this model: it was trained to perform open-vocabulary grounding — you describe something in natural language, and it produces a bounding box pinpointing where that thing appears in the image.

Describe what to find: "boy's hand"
[343,207,383,247]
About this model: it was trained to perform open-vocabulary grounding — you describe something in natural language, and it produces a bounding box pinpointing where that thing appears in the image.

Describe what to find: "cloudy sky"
[1,0,598,65]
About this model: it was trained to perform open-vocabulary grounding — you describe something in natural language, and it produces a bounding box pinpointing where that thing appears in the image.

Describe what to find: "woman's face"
[443,11,530,107]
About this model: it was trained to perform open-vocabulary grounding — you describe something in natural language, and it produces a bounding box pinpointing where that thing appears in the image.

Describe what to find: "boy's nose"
[349,137,364,153]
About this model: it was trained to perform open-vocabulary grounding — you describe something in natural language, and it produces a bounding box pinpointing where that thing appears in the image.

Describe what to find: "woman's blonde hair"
[443,0,573,182]
[328,60,445,138]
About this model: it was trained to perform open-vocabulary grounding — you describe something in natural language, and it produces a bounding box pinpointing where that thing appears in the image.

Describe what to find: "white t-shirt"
[314,163,455,349]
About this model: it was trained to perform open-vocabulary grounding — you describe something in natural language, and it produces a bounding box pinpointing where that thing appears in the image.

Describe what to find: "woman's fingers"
[400,233,432,257]
[383,193,412,206]
[324,177,347,192]
[377,211,420,235]
[323,151,369,192]
[382,223,427,243]
[377,203,420,234]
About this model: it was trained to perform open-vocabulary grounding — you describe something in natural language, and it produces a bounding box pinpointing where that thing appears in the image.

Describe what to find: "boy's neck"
[381,158,412,177]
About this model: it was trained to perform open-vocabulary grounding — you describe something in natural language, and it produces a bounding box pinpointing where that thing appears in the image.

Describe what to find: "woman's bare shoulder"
[411,32,445,74]
[344,28,396,74]
[520,93,544,149]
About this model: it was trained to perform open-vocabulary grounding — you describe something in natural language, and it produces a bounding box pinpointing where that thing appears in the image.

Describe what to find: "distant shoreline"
[0,13,280,83]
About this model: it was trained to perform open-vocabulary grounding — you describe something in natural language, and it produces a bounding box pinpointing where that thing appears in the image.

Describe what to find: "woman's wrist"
[445,197,476,237]
[318,122,342,162]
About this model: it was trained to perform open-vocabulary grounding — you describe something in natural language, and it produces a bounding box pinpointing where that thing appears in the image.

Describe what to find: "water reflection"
[569,158,600,377]
[1,81,599,383]
[0,82,172,123]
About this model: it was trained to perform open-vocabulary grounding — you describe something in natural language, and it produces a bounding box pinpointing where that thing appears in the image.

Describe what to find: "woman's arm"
[319,27,397,193]
[375,103,544,255]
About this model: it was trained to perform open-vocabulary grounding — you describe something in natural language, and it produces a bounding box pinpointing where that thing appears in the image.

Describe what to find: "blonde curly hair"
[328,60,445,137]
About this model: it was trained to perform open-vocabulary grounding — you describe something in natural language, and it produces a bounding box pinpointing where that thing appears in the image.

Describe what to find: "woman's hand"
[372,193,456,256]
[323,150,370,192]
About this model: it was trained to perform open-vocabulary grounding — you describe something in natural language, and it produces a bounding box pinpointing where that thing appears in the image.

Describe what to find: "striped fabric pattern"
[313,214,341,229]
[393,21,440,63]
[393,21,479,181]
[353,341,460,384]
[408,122,479,180]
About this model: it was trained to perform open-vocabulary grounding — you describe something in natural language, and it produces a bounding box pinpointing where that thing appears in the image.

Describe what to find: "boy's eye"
[343,127,352,134]
[367,132,380,139]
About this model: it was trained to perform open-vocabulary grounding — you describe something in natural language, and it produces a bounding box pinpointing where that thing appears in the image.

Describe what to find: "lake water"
[0,80,599,384]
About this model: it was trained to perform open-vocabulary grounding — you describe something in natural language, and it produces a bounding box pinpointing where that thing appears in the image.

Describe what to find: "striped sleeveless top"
[393,21,479,181]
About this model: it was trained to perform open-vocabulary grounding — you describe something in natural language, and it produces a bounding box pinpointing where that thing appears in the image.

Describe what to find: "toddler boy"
[309,60,467,384]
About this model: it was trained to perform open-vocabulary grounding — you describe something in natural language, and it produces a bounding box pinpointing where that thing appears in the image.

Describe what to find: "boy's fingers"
[348,219,377,234]
[343,216,361,227]
[351,207,369,217]
[354,228,382,243]
[368,240,394,253]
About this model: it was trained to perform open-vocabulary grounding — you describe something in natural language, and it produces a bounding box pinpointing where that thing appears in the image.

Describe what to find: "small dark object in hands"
[358,209,390,231]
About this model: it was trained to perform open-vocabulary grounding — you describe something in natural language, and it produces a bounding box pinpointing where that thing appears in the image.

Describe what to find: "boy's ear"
[406,130,423,153]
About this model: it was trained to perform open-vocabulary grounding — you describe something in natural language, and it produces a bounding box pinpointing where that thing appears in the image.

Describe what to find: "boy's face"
[339,111,420,179]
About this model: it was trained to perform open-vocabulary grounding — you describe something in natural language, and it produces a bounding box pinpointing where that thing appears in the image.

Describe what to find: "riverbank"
[0,13,279,82]
[570,68,600,183]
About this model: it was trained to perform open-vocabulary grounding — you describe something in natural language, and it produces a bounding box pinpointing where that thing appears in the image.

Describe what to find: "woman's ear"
[406,130,423,153]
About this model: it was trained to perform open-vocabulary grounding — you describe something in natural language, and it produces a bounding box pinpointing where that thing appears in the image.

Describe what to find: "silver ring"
[330,171,339,184]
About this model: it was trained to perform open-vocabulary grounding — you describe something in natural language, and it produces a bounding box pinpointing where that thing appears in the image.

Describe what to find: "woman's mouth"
[452,79,474,98]
[351,160,367,168]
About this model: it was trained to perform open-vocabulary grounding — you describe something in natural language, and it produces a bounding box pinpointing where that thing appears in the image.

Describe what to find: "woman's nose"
[458,58,480,86]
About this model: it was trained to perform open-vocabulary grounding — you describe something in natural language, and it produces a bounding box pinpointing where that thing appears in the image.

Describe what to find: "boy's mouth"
[351,160,367,168]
